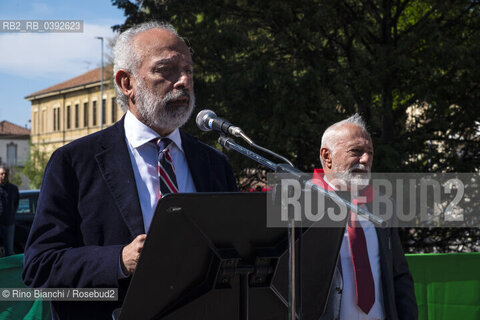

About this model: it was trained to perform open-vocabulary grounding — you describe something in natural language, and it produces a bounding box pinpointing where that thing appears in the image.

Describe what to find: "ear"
[115,70,134,98]
[320,147,333,169]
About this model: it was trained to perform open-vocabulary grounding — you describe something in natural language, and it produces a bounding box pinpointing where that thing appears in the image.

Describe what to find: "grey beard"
[135,81,195,133]
[331,164,371,191]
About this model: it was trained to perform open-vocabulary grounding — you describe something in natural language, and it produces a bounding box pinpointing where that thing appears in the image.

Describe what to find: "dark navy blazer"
[22,117,237,319]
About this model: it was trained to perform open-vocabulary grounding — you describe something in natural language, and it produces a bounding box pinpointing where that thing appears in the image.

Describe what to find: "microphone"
[196,109,294,165]
[196,109,243,137]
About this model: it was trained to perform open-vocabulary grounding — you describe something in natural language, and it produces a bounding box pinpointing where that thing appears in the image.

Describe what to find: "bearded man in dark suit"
[23,21,237,320]
[317,114,417,320]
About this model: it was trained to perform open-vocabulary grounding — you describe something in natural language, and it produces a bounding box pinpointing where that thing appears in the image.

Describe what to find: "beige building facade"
[0,121,30,167]
[26,66,125,155]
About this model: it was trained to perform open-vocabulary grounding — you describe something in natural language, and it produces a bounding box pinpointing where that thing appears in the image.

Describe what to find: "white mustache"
[349,164,370,173]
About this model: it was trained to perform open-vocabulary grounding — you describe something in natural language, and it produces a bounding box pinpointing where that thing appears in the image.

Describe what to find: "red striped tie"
[347,199,375,314]
[156,138,179,196]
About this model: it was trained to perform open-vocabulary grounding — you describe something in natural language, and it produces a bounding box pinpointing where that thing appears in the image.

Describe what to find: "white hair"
[113,21,181,111]
[320,113,369,165]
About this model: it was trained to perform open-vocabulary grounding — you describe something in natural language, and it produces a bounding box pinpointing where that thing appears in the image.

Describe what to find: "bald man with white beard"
[317,114,417,320]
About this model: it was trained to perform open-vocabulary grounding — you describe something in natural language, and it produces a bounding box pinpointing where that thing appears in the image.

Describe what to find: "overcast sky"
[0,0,125,128]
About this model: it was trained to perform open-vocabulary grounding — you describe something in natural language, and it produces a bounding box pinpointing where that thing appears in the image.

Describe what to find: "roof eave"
[25,79,111,101]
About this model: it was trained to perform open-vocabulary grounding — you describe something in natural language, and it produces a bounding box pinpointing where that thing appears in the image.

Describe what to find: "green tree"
[112,0,480,252]
[112,0,479,175]
[22,141,49,189]
[9,168,22,186]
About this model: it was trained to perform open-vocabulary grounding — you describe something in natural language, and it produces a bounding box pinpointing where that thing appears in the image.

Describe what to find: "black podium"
[117,192,344,320]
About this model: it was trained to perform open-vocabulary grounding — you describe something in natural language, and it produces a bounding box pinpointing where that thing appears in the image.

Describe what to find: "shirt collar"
[124,111,184,152]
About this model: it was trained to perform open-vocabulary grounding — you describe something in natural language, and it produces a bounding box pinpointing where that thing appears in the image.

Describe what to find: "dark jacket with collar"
[22,117,237,320]
[320,201,418,320]
[0,182,19,226]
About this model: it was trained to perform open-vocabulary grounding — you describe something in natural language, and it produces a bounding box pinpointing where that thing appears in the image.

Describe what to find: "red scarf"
[312,168,375,204]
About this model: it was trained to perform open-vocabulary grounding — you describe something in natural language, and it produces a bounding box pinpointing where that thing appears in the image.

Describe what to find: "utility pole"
[95,36,104,130]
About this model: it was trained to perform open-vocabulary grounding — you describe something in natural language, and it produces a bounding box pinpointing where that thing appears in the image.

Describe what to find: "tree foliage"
[112,0,480,252]
[22,141,49,189]
[112,0,479,173]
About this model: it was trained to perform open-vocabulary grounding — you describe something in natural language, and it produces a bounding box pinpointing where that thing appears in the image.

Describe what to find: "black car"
[13,189,39,253]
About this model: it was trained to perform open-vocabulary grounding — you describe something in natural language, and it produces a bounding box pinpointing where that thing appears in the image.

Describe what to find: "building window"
[66,105,71,129]
[83,102,88,127]
[7,143,17,167]
[75,104,79,128]
[102,99,106,125]
[53,108,57,131]
[34,111,38,135]
[57,107,60,131]
[92,101,97,126]
[41,110,46,133]
[111,97,117,123]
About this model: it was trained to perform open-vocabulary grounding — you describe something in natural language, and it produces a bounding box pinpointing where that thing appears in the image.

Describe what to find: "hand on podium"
[121,234,147,275]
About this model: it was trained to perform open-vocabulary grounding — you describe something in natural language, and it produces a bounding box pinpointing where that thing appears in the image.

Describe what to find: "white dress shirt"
[339,206,385,320]
[124,111,196,233]
[324,178,385,320]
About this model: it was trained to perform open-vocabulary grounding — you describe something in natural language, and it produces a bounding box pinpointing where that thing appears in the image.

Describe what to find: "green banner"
[0,254,50,320]
[0,253,478,319]
[406,252,480,320]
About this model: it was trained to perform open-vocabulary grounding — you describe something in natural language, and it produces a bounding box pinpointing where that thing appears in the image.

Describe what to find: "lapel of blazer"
[180,131,211,192]
[95,117,145,237]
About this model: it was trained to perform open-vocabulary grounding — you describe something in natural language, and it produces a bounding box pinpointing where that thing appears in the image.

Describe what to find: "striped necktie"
[156,138,179,196]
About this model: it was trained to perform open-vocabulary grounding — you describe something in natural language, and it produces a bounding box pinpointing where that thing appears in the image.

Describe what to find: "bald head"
[320,113,368,161]
[319,114,373,188]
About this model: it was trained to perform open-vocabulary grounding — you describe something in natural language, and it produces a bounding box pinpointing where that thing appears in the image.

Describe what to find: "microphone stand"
[218,135,386,226]
[218,135,386,320]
